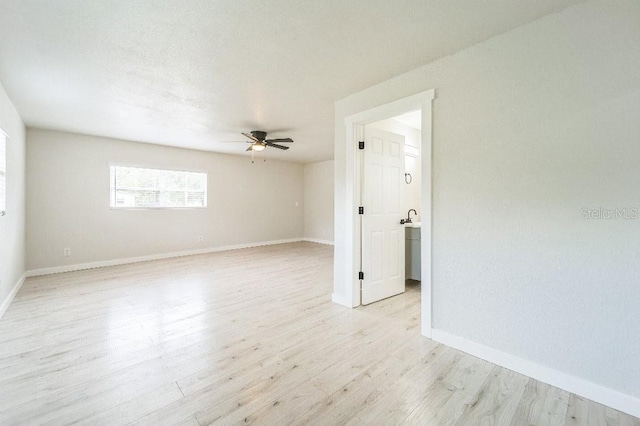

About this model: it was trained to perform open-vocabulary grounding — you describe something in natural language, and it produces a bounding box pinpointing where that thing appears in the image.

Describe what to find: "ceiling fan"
[239,130,293,151]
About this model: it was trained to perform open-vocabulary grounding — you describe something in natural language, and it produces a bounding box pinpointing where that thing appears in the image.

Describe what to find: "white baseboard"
[331,292,350,307]
[303,238,334,246]
[0,272,26,320]
[431,329,640,419]
[27,238,305,277]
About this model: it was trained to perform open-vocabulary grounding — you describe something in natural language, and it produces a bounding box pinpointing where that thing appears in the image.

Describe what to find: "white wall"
[0,82,26,316]
[26,129,304,271]
[335,0,640,415]
[303,160,334,244]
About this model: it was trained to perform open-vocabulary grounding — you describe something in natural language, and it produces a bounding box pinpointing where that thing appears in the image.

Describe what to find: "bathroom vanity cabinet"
[405,223,421,281]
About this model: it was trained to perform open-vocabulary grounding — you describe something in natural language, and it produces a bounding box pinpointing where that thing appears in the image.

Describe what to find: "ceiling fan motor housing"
[251,130,267,141]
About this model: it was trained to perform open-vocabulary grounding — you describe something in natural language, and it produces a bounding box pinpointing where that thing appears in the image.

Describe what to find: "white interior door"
[361,126,405,305]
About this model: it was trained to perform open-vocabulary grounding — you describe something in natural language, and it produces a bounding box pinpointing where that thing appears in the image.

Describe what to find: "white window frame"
[109,164,208,210]
[0,129,6,217]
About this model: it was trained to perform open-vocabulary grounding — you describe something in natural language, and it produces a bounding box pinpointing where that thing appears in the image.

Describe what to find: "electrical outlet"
[63,248,71,257]
[197,236,204,242]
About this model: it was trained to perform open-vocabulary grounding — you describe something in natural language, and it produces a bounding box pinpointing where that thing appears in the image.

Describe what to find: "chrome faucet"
[400,209,417,225]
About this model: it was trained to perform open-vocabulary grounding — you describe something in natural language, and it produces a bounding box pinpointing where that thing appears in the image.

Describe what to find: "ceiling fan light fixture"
[252,142,266,151]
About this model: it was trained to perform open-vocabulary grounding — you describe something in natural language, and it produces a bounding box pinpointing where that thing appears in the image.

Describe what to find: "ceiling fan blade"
[241,132,259,143]
[246,146,253,151]
[266,138,293,143]
[219,140,252,143]
[265,142,289,150]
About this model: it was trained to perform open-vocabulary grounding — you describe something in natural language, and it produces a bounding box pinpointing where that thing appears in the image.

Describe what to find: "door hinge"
[358,206,364,214]
[358,141,365,150]
[359,271,364,280]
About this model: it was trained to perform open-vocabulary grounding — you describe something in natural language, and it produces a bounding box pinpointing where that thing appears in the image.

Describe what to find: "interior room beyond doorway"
[361,109,422,305]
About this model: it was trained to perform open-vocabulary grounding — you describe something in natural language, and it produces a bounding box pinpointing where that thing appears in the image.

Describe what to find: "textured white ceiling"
[0,0,584,163]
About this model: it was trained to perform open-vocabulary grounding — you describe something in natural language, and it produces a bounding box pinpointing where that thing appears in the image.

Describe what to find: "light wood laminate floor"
[0,242,637,425]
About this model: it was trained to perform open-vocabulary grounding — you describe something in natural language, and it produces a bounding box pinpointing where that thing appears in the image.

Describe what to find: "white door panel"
[361,126,405,305]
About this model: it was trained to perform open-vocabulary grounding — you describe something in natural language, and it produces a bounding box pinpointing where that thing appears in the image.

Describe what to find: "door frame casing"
[342,89,435,337]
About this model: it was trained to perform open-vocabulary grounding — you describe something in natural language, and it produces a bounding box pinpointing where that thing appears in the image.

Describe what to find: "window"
[110,165,207,208]
[0,130,6,216]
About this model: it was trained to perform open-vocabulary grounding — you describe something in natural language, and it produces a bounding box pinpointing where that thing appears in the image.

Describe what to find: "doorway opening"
[360,112,422,306]
[342,89,434,338]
